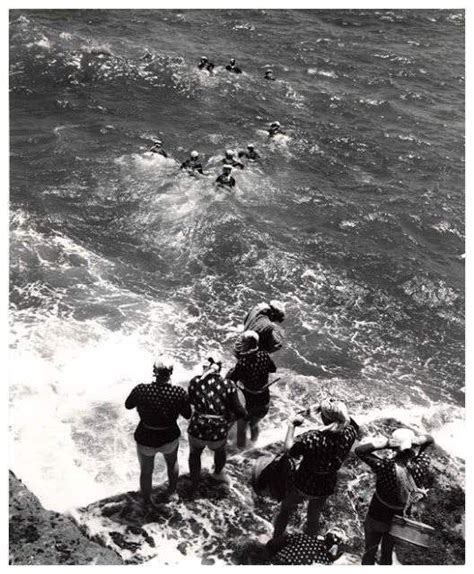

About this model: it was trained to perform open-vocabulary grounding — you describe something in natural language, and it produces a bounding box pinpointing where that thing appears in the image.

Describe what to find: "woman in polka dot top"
[355,428,435,565]
[125,356,191,505]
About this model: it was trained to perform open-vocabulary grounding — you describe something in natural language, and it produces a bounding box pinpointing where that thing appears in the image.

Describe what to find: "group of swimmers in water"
[125,300,435,565]
[145,55,284,189]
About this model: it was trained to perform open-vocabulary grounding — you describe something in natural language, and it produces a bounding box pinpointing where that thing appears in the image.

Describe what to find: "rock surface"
[9,416,465,565]
[72,417,464,566]
[9,471,122,565]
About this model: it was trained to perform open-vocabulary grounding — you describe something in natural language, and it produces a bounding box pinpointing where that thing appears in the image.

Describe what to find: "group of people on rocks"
[125,299,436,565]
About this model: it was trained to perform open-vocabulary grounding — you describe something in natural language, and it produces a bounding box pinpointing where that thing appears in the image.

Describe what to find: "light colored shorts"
[136,438,179,457]
[188,433,227,451]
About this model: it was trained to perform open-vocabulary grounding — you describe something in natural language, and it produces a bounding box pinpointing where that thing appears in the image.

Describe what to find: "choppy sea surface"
[9,9,464,513]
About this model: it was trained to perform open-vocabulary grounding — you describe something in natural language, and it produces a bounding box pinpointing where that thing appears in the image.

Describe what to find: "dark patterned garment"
[271,534,338,565]
[289,419,359,496]
[243,307,284,353]
[188,374,246,441]
[358,450,432,523]
[226,351,276,415]
[125,382,191,448]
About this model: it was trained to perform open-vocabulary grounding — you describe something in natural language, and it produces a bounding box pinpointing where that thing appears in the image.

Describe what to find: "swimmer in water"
[238,143,260,162]
[226,58,242,74]
[264,69,276,81]
[149,139,168,158]
[140,49,154,62]
[198,56,215,73]
[216,164,236,189]
[223,149,244,169]
[268,121,285,137]
[180,150,204,174]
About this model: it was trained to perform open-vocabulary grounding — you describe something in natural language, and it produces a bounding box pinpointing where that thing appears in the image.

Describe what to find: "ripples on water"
[9,9,464,511]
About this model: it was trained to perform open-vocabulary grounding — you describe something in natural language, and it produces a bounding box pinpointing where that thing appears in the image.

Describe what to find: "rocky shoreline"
[9,471,123,565]
[9,418,465,565]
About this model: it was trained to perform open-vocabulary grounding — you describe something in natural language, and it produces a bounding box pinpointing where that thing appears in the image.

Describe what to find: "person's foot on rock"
[211,470,230,484]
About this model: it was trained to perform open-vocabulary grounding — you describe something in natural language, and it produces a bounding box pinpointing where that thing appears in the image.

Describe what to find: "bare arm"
[414,433,435,453]
[284,415,304,452]
[354,437,390,456]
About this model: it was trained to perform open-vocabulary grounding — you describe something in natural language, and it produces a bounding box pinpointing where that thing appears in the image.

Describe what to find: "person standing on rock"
[187,355,247,492]
[234,300,286,356]
[125,356,191,505]
[226,330,277,448]
[268,399,359,547]
[355,428,434,565]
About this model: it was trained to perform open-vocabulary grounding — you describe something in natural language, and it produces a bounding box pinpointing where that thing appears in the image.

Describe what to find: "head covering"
[225,149,234,157]
[206,353,223,371]
[247,143,255,149]
[223,164,232,172]
[319,398,350,433]
[190,150,199,158]
[153,354,174,374]
[235,330,259,356]
[201,56,208,61]
[391,428,416,451]
[271,120,280,127]
[230,58,236,64]
[324,528,347,558]
[265,69,273,74]
[154,139,162,145]
[269,299,285,320]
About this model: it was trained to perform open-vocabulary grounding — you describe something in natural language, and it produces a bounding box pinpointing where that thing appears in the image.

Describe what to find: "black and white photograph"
[7,2,466,567]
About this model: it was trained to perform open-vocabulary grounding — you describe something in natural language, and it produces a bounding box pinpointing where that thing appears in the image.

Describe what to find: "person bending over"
[355,428,434,565]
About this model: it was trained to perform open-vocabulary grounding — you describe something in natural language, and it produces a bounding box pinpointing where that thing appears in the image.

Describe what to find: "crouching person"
[269,527,347,565]
[355,428,434,565]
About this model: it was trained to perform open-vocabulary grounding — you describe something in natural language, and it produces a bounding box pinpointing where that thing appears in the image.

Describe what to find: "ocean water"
[9,9,464,513]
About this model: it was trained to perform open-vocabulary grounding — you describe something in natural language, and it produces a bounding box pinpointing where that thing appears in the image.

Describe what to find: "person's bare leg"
[237,419,247,448]
[137,451,155,504]
[189,444,203,491]
[163,446,179,495]
[271,490,301,541]
[214,446,227,474]
[250,415,263,442]
[305,496,328,535]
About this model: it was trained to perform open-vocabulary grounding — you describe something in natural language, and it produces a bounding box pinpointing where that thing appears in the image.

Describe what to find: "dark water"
[9,9,464,511]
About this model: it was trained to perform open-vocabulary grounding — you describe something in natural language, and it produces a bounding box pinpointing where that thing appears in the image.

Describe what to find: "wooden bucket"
[389,515,435,548]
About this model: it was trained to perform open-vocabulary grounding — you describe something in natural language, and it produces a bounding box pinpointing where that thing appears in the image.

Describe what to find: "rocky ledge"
[9,470,123,565]
[9,416,465,565]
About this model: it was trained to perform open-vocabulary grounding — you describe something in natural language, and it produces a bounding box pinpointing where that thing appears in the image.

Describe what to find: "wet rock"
[9,471,122,565]
[23,416,463,566]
